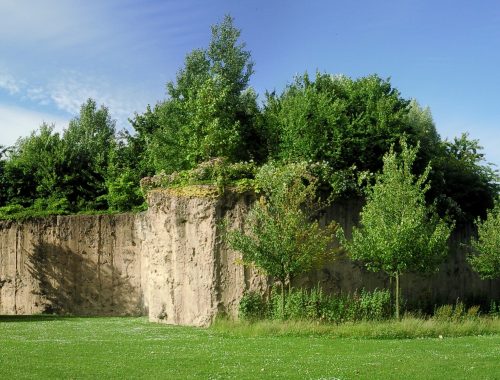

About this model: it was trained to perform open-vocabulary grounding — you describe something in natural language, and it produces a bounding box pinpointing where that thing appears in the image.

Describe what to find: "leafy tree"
[61,98,116,210]
[228,162,338,317]
[263,73,413,176]
[0,145,10,207]
[468,201,500,279]
[105,131,147,211]
[2,124,67,209]
[0,99,117,214]
[429,133,499,222]
[341,140,453,318]
[138,15,264,173]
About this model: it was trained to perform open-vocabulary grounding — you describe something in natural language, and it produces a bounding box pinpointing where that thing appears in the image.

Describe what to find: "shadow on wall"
[27,242,142,316]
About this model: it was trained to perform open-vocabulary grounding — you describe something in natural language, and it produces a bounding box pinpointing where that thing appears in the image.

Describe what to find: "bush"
[140,158,257,193]
[242,287,393,323]
[0,204,25,217]
[433,300,482,322]
[239,291,266,320]
[489,300,500,316]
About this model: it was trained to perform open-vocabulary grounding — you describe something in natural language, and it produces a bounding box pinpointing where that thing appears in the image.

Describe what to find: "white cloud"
[0,69,155,132]
[46,71,155,129]
[26,87,51,105]
[0,104,68,147]
[0,72,21,95]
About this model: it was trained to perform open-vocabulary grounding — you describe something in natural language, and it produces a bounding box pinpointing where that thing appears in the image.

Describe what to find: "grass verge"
[211,316,500,339]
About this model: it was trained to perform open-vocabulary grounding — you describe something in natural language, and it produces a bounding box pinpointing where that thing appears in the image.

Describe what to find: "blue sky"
[1,0,499,167]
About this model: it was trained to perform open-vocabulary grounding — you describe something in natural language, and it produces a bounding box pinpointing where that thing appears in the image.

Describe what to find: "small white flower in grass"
[439,335,443,339]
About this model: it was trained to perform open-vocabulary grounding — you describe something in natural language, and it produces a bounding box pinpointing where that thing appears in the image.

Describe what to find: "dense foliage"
[227,162,339,316]
[0,15,497,225]
[0,100,123,218]
[468,200,500,279]
[341,140,453,318]
[239,287,392,323]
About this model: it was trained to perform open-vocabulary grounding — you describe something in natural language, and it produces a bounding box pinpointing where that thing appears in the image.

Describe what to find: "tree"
[429,133,499,222]
[2,124,67,209]
[137,15,264,173]
[1,99,117,214]
[228,162,338,317]
[105,131,147,212]
[263,73,413,175]
[468,201,500,279]
[341,140,453,318]
[62,98,116,210]
[0,145,10,207]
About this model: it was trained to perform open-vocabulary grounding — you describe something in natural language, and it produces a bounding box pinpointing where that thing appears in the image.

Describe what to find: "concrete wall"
[0,188,499,325]
[143,189,265,326]
[0,214,145,316]
[303,201,500,311]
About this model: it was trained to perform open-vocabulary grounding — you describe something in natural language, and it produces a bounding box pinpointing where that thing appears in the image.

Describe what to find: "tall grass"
[212,315,500,339]
[240,287,392,323]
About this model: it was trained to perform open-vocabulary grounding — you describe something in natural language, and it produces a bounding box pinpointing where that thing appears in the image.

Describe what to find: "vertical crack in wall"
[97,215,102,307]
[14,223,19,313]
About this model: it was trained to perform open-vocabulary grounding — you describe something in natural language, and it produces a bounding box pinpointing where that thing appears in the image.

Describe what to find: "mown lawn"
[0,316,499,379]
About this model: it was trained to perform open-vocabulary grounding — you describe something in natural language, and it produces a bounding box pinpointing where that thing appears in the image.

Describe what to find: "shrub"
[433,300,481,322]
[358,288,392,321]
[246,286,393,323]
[140,158,257,193]
[466,305,481,320]
[239,291,266,320]
[489,300,499,316]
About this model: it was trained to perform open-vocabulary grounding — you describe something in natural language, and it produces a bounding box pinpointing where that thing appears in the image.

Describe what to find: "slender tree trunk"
[395,272,400,320]
[281,281,285,320]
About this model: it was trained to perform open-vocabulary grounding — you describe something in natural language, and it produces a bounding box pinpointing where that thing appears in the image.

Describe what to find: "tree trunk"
[395,272,400,320]
[281,281,285,320]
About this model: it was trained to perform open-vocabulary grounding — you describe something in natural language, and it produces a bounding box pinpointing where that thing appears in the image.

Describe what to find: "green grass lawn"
[0,316,499,379]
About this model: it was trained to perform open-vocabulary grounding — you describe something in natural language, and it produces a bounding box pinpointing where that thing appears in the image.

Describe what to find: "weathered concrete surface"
[300,201,500,311]
[143,189,266,326]
[0,214,144,316]
[1,189,499,324]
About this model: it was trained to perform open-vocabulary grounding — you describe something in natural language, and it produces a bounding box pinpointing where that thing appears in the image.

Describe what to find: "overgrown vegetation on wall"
[0,15,497,222]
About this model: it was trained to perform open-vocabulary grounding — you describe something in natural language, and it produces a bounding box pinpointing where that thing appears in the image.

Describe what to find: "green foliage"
[104,132,149,211]
[228,162,338,315]
[238,291,266,320]
[106,168,146,212]
[135,15,264,174]
[0,99,120,216]
[468,200,500,279]
[263,73,414,178]
[489,300,500,316]
[61,99,116,210]
[341,139,453,318]
[433,300,481,322]
[430,133,499,222]
[140,157,257,194]
[1,124,64,207]
[239,287,393,323]
[264,73,497,219]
